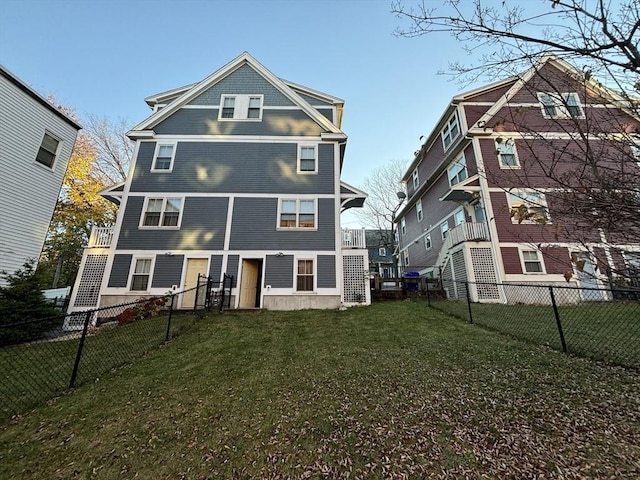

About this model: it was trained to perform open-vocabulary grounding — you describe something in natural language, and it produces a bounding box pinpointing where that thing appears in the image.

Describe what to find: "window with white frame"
[441,111,460,150]
[379,247,386,257]
[219,94,263,120]
[35,132,60,168]
[424,234,432,250]
[508,190,549,224]
[495,138,519,168]
[454,209,465,225]
[141,198,183,227]
[416,200,423,222]
[298,145,317,173]
[279,199,316,229]
[521,250,544,273]
[401,217,406,236]
[152,144,176,171]
[402,249,409,267]
[538,92,583,119]
[448,156,468,186]
[130,258,152,291]
[441,221,449,240]
[296,259,314,291]
[412,169,419,189]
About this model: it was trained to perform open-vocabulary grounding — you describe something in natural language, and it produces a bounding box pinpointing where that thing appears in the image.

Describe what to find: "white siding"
[0,74,79,282]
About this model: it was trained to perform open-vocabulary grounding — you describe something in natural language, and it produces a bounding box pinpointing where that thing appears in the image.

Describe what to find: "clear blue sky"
[1,0,471,227]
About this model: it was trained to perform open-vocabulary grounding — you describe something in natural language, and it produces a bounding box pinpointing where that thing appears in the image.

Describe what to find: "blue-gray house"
[68,52,368,319]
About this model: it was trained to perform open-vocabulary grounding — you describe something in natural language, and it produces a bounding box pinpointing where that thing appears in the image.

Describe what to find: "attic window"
[219,94,263,121]
[441,112,460,151]
[538,92,583,119]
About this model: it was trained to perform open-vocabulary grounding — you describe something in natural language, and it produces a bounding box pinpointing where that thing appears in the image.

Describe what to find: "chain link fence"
[0,275,232,421]
[425,279,640,369]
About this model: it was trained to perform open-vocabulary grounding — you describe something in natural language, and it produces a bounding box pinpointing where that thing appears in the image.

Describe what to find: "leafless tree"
[83,114,133,185]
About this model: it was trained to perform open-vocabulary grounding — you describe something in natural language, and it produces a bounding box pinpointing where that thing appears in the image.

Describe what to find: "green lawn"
[1,302,638,479]
[431,299,640,368]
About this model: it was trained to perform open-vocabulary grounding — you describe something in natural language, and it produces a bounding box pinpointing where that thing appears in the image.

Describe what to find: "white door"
[573,253,605,301]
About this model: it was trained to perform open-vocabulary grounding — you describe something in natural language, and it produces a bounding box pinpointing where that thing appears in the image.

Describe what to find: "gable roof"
[0,65,82,131]
[129,52,343,138]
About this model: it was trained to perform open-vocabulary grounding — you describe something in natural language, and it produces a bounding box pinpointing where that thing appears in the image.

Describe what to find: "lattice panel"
[470,247,500,300]
[343,255,367,303]
[73,254,108,307]
[451,250,467,300]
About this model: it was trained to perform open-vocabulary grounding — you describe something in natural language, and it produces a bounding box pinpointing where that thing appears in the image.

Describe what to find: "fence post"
[165,294,175,342]
[206,276,213,312]
[548,286,568,353]
[69,310,92,388]
[465,281,474,324]
[193,273,201,312]
[425,279,431,307]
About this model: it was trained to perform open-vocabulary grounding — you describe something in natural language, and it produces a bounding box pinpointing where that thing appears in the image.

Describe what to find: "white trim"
[506,190,550,225]
[34,130,62,170]
[138,196,185,229]
[218,94,264,121]
[424,233,432,251]
[276,198,318,231]
[294,256,316,293]
[127,256,156,292]
[297,143,318,174]
[495,137,520,169]
[537,92,585,119]
[447,155,468,186]
[150,142,177,172]
[412,168,419,189]
[223,197,234,250]
[440,221,449,240]
[518,248,546,274]
[416,199,423,222]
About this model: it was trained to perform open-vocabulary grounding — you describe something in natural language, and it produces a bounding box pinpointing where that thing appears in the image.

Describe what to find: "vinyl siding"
[188,64,296,107]
[226,255,239,287]
[130,142,335,195]
[108,254,133,287]
[0,74,79,280]
[294,92,333,106]
[317,255,336,288]
[209,255,223,283]
[116,196,229,250]
[151,254,184,288]
[501,247,522,274]
[264,255,294,288]
[229,197,335,250]
[153,109,324,136]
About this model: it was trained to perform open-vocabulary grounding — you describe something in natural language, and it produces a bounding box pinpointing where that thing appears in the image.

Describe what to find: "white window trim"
[34,130,61,170]
[441,111,460,151]
[294,257,316,293]
[495,138,520,169]
[537,92,584,119]
[401,217,406,236]
[218,94,264,121]
[277,198,318,231]
[519,248,546,275]
[150,142,177,172]
[412,169,419,189]
[441,221,449,240]
[402,249,409,267]
[424,234,432,251]
[379,247,386,257]
[507,190,550,225]
[448,155,468,187]
[139,197,184,230]
[297,143,318,174]
[454,209,465,226]
[416,200,423,222]
[128,256,155,292]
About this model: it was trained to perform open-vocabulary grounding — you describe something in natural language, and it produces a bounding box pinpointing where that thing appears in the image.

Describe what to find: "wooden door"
[239,260,260,308]
[182,258,208,309]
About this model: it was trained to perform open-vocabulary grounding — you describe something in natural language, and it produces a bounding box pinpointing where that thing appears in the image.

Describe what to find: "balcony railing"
[443,222,489,251]
[342,228,366,249]
[88,226,114,248]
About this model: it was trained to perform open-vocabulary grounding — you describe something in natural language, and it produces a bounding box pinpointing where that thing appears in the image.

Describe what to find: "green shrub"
[0,260,60,346]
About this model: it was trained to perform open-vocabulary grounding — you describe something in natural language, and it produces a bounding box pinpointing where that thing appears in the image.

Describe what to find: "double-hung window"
[379,247,386,257]
[496,138,519,168]
[521,250,544,273]
[424,234,432,250]
[454,209,465,225]
[448,156,468,186]
[416,200,423,222]
[152,144,176,171]
[298,145,317,173]
[279,199,316,229]
[35,132,60,168]
[130,258,152,291]
[141,198,183,228]
[441,112,460,150]
[401,218,406,236]
[441,221,449,240]
[296,259,314,291]
[402,250,409,267]
[412,169,419,189]
[219,94,263,120]
[508,190,549,224]
[538,92,583,119]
